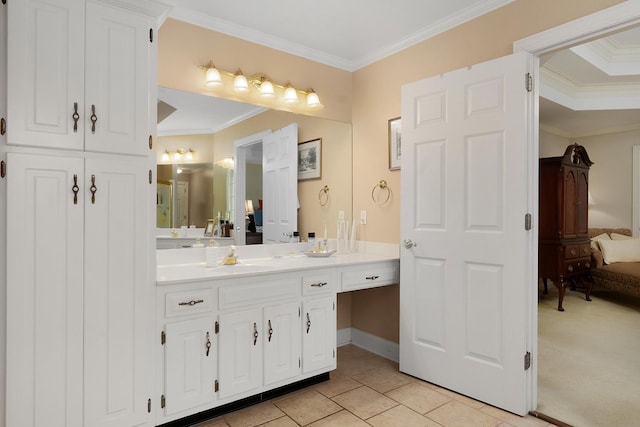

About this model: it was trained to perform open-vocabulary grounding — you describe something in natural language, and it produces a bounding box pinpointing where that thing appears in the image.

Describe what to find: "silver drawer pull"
[567,265,574,272]
[178,299,204,306]
[310,282,327,288]
[366,275,380,280]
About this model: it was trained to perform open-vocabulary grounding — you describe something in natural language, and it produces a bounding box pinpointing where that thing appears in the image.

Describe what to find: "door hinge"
[525,213,532,230]
[160,394,165,408]
[525,73,533,92]
[148,135,153,150]
[298,358,301,368]
[333,302,335,311]
[214,380,219,392]
[298,307,301,317]
[149,169,153,184]
[149,28,153,43]
[333,349,336,359]
[147,398,151,413]
[524,351,531,370]
[1,1,6,5]
[1,160,6,179]
[1,117,6,135]
[161,330,166,345]
[215,321,219,334]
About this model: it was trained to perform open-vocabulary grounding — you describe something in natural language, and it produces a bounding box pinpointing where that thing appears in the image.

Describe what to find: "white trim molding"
[337,327,399,363]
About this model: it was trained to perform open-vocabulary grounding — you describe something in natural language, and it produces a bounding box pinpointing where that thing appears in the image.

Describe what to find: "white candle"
[323,223,327,241]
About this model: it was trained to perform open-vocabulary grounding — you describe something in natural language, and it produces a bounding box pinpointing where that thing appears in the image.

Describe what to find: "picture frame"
[388,117,401,170]
[204,218,216,237]
[298,138,322,180]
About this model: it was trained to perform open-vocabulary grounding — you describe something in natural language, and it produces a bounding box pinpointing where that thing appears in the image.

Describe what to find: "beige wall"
[158,19,352,123]
[158,0,624,344]
[348,0,622,342]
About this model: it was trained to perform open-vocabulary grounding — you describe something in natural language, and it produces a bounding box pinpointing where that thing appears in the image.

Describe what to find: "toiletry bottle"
[292,231,300,243]
[308,232,316,250]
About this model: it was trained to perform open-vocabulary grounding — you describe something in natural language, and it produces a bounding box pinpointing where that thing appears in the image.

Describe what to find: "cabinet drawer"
[302,270,336,296]
[564,243,591,260]
[341,262,399,291]
[219,275,301,309]
[165,289,216,318]
[563,257,591,276]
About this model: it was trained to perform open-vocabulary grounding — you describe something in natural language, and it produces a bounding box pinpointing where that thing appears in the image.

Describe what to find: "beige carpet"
[537,281,640,427]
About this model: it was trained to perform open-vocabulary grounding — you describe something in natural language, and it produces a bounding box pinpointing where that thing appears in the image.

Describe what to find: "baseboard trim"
[337,327,399,363]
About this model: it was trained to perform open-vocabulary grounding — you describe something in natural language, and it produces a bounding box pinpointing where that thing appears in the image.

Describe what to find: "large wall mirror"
[155,87,352,247]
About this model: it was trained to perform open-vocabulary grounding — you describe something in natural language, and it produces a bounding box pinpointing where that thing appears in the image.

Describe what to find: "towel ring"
[371,180,391,205]
[318,185,330,206]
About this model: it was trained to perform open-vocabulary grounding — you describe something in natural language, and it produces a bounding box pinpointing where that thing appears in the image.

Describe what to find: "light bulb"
[161,150,170,162]
[233,71,249,93]
[205,66,222,87]
[185,149,194,161]
[283,83,298,104]
[260,80,274,98]
[306,89,322,110]
[173,151,181,160]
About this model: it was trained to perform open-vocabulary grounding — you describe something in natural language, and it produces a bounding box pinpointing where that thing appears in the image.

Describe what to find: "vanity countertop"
[156,241,399,285]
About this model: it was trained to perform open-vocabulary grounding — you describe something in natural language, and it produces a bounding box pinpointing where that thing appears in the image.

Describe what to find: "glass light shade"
[306,90,322,109]
[161,151,170,162]
[260,80,274,97]
[185,149,194,161]
[173,151,182,160]
[205,67,222,86]
[283,85,298,104]
[176,168,183,174]
[234,73,249,93]
[245,199,254,214]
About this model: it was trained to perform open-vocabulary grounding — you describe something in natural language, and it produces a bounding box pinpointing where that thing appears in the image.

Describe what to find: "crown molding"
[541,121,640,139]
[157,105,267,137]
[541,66,640,111]
[571,40,640,76]
[170,0,515,72]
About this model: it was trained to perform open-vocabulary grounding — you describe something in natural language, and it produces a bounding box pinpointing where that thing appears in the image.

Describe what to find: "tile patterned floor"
[194,345,556,427]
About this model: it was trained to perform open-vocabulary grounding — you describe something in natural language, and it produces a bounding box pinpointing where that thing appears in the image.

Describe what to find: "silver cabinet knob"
[402,239,417,249]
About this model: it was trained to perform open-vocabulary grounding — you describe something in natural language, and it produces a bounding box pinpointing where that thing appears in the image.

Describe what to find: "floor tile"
[307,410,371,426]
[223,402,285,427]
[426,401,501,427]
[385,382,451,414]
[258,416,299,427]
[331,386,398,420]
[367,405,442,427]
[314,370,362,398]
[352,365,410,393]
[274,389,342,425]
[192,418,230,427]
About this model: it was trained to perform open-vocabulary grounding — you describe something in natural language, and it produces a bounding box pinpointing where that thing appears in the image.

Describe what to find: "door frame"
[513,2,640,411]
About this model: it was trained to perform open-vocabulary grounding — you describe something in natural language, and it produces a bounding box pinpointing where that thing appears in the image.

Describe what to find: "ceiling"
[159,2,640,139]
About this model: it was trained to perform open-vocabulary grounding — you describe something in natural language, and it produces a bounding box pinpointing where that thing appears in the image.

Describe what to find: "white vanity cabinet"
[7,0,153,155]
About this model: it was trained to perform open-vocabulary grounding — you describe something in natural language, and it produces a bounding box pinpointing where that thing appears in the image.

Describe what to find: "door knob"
[402,239,417,249]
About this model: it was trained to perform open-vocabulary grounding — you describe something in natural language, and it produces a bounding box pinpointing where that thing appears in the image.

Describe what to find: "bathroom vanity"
[155,242,399,425]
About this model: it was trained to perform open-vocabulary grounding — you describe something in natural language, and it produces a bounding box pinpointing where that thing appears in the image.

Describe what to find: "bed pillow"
[611,232,633,240]
[599,238,640,264]
[590,232,611,251]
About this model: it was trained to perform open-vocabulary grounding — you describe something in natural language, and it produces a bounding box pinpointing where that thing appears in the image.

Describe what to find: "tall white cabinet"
[0,1,168,427]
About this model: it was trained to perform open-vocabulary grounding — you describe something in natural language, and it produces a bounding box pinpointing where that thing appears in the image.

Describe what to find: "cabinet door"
[7,0,85,149]
[6,153,84,427]
[83,156,153,427]
[302,297,336,374]
[84,1,151,155]
[264,302,301,385]
[164,317,217,416]
[218,309,262,399]
[562,167,577,238]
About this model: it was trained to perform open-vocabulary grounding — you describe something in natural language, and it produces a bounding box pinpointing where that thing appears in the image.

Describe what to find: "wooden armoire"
[539,144,594,311]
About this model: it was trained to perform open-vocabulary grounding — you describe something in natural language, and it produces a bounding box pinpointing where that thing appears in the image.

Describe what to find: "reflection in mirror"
[156,87,352,247]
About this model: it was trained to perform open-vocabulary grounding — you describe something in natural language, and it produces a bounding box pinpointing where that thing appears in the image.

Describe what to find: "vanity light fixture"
[199,61,323,110]
[216,157,235,169]
[161,148,195,162]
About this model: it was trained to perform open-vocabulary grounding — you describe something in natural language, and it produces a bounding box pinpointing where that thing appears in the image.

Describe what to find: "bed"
[588,228,640,298]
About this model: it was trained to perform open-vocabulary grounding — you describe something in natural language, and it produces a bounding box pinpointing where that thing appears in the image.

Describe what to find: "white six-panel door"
[263,123,298,243]
[400,51,534,415]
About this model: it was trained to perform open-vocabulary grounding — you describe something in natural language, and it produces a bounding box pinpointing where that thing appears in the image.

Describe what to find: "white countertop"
[156,241,399,285]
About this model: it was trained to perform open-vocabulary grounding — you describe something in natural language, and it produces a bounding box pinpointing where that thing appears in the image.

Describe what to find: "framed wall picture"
[298,138,322,180]
[204,218,216,237]
[388,117,401,170]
